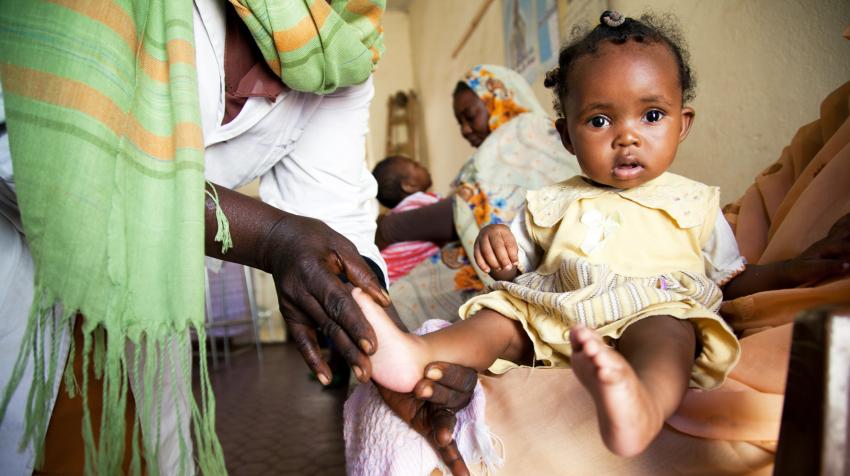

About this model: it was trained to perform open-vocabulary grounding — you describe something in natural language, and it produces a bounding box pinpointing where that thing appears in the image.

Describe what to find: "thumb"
[336,248,390,307]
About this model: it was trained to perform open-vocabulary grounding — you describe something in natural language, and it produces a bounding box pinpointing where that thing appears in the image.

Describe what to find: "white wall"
[610,0,850,203]
[403,0,850,203]
[368,10,416,168]
[407,0,508,194]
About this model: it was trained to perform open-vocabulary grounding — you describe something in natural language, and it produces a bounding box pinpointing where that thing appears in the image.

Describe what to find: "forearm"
[204,182,288,273]
[722,261,797,301]
[376,198,456,249]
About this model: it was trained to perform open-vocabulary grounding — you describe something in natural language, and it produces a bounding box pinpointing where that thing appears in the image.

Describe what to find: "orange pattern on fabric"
[269,0,331,54]
[50,0,194,86]
[483,95,527,131]
[454,265,484,291]
[464,187,492,227]
[345,0,383,27]
[139,39,197,83]
[465,66,531,133]
[49,0,136,49]
[1,64,204,159]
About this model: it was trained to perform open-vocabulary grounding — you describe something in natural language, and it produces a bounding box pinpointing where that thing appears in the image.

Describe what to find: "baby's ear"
[679,107,695,142]
[555,118,575,154]
[400,179,420,194]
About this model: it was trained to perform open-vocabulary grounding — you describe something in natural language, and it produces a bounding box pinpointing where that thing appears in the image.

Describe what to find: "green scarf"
[230,0,386,94]
[0,0,384,474]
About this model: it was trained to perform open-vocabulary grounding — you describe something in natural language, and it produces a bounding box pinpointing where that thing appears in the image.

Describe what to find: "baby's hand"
[474,224,520,280]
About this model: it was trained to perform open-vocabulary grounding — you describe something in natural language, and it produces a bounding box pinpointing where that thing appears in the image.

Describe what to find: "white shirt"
[193,0,386,283]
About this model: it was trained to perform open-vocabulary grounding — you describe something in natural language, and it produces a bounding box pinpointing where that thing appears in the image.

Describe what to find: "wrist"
[258,212,293,274]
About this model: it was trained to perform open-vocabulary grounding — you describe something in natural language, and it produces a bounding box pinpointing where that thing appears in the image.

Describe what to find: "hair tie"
[600,10,625,28]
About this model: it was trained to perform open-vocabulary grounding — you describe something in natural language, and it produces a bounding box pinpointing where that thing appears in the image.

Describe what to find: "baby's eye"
[588,116,610,128]
[644,110,664,122]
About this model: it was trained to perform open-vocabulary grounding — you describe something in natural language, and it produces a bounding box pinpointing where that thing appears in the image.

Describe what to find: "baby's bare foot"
[570,325,663,457]
[351,288,429,393]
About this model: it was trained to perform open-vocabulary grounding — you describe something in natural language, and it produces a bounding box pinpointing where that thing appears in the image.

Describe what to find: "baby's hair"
[544,11,695,117]
[373,155,415,208]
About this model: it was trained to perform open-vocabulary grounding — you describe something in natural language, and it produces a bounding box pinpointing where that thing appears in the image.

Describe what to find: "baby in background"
[353,11,793,457]
[372,155,440,283]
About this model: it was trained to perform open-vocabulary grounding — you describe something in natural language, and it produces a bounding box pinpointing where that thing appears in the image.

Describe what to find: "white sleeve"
[509,205,541,273]
[257,77,386,284]
[702,209,746,286]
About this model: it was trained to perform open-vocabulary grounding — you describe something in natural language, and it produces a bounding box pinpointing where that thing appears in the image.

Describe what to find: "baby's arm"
[475,224,520,281]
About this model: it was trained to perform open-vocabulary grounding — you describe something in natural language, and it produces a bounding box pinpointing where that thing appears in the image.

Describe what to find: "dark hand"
[262,213,390,385]
[786,212,850,285]
[378,362,478,476]
[724,212,850,300]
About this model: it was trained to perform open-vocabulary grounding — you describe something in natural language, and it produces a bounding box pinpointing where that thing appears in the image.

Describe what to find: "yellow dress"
[459,173,741,390]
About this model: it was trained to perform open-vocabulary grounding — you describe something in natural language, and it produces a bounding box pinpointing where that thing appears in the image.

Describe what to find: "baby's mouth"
[612,157,644,180]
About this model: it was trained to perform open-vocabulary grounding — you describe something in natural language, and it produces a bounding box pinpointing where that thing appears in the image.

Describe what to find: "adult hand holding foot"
[350,288,478,475]
[375,362,478,476]
[204,183,390,384]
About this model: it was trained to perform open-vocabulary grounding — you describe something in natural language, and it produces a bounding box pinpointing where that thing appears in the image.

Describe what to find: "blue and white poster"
[503,0,561,84]
[502,0,538,82]
[536,0,560,71]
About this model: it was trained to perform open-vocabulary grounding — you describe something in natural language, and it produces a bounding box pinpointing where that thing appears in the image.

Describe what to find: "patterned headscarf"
[460,64,547,132]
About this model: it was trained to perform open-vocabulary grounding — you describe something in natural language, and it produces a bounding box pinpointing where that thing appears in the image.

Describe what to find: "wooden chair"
[774,306,850,475]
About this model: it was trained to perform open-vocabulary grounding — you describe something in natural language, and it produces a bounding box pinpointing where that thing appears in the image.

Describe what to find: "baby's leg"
[351,288,530,393]
[570,316,695,457]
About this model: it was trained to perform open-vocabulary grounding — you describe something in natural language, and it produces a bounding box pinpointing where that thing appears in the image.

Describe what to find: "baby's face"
[400,160,432,193]
[557,41,694,189]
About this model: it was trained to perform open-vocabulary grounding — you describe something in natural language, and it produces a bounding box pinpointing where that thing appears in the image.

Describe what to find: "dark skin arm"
[204,184,480,473]
[376,197,456,249]
[204,182,390,384]
[723,212,850,300]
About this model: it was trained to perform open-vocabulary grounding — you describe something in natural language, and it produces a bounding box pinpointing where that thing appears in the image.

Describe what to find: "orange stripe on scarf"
[345,0,382,27]
[271,0,331,54]
[48,0,136,49]
[1,64,203,160]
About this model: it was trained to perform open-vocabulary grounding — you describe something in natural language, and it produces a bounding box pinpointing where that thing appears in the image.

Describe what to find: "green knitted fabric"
[0,1,221,474]
[230,0,386,94]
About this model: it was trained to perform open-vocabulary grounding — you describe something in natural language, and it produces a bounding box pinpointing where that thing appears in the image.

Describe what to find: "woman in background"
[377,64,580,329]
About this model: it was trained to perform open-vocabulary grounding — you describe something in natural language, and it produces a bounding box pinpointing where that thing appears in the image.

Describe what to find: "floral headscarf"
[387,65,581,329]
[461,64,547,132]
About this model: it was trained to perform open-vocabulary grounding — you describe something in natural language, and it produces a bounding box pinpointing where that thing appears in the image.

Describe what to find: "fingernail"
[318,373,330,386]
[359,338,373,354]
[426,367,443,380]
[353,365,364,380]
[505,264,512,270]
[418,384,433,398]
